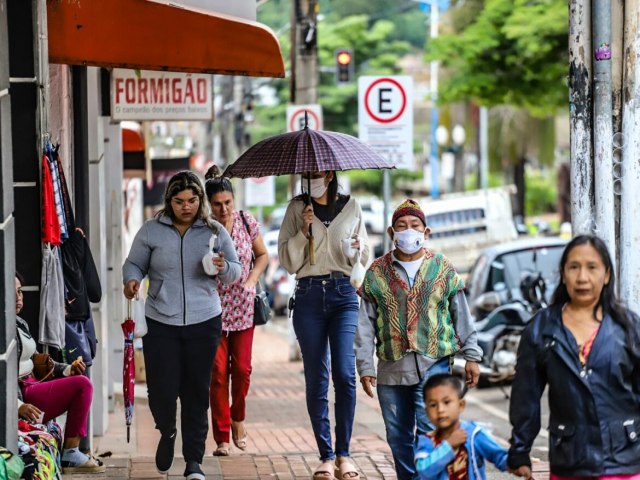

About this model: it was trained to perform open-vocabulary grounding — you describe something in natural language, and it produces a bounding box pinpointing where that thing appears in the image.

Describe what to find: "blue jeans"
[293,277,359,461]
[377,357,451,480]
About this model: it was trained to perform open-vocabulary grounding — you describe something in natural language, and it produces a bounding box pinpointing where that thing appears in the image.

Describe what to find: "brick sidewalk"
[63,325,549,479]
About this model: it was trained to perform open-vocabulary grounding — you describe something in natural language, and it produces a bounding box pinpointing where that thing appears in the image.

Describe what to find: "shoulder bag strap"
[239,210,256,268]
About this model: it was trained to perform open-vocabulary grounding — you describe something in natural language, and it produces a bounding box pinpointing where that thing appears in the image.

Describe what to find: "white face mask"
[302,177,328,199]
[393,228,425,254]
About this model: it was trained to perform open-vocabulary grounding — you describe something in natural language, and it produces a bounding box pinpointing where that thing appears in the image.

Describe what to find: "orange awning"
[122,124,145,153]
[47,0,285,78]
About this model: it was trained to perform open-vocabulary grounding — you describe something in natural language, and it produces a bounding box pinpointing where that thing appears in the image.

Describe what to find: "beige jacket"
[278,197,370,278]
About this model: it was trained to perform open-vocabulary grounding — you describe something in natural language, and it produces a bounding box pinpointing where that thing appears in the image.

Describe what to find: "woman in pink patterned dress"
[205,166,269,456]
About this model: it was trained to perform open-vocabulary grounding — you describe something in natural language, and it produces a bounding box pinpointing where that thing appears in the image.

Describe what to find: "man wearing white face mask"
[354,199,482,480]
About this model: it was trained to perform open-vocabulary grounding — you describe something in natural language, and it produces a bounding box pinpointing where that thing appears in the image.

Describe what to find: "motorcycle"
[453,272,547,388]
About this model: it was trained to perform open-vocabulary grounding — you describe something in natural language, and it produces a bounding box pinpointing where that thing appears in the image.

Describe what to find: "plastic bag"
[350,251,366,289]
[0,447,25,480]
[132,296,147,338]
[202,234,219,276]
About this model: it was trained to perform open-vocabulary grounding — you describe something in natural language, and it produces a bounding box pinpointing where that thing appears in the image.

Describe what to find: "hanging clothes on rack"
[47,145,102,365]
[41,153,61,246]
[51,145,75,229]
[39,145,66,350]
[45,144,69,242]
[38,244,66,350]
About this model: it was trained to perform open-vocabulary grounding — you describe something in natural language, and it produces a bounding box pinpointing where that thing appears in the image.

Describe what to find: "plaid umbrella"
[121,300,136,443]
[223,117,394,264]
[223,127,394,179]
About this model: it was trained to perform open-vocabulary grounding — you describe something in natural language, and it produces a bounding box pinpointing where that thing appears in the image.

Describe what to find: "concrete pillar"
[0,0,17,448]
[87,67,109,436]
[102,117,125,413]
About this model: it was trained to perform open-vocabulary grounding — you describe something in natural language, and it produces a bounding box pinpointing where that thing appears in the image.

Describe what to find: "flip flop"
[335,457,360,480]
[213,443,231,456]
[62,454,107,474]
[313,460,336,480]
[231,421,248,451]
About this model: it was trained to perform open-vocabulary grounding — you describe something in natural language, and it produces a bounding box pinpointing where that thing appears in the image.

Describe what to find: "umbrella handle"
[305,177,316,265]
[127,298,132,319]
[309,235,316,265]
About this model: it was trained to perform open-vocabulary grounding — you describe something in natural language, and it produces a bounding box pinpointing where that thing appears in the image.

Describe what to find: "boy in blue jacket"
[414,374,508,480]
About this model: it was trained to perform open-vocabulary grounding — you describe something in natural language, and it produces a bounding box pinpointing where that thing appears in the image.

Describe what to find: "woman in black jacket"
[508,235,640,480]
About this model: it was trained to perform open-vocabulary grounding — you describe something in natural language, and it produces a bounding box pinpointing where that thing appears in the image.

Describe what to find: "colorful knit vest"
[359,249,465,361]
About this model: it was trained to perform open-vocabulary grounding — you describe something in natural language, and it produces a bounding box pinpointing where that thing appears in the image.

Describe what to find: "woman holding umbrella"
[278,170,370,480]
[123,171,241,480]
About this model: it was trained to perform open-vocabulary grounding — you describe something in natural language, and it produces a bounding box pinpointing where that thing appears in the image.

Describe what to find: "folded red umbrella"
[121,300,136,443]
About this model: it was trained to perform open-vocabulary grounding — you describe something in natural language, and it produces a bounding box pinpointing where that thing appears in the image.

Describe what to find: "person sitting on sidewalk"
[355,199,482,480]
[15,272,105,474]
[414,373,507,480]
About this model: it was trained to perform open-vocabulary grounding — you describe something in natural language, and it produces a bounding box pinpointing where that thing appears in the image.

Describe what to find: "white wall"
[87,67,109,437]
[174,0,256,21]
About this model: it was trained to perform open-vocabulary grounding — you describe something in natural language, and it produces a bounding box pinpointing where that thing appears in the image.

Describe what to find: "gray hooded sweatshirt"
[122,214,241,326]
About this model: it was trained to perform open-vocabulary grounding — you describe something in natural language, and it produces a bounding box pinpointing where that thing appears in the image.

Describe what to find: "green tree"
[318,15,411,133]
[428,0,567,215]
[429,0,568,115]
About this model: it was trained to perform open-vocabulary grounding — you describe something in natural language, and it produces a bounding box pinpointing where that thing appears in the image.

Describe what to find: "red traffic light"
[337,51,352,65]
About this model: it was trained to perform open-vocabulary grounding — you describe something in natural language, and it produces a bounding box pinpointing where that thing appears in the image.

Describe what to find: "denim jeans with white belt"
[292,274,359,461]
[377,356,451,480]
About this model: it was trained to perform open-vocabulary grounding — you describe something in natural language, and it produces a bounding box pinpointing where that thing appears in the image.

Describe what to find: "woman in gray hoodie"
[123,171,241,480]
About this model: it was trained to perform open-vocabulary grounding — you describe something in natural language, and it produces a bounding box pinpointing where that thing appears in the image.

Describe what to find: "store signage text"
[111,69,213,121]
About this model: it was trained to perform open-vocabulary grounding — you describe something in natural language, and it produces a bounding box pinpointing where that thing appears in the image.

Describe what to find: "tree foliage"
[317,15,411,133]
[428,0,568,117]
[251,7,412,138]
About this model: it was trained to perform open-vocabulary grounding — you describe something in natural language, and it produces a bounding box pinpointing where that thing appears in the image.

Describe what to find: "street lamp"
[452,124,466,147]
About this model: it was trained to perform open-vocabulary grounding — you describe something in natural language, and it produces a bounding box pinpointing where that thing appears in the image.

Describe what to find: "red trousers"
[21,374,93,438]
[209,327,254,444]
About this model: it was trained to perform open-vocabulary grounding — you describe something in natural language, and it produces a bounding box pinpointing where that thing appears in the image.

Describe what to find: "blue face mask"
[393,228,425,254]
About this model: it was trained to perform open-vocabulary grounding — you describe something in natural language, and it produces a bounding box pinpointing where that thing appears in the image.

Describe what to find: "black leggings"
[143,316,221,463]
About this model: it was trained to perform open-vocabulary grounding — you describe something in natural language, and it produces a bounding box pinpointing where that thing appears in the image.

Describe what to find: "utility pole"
[289,0,318,198]
[569,0,595,235]
[291,0,318,105]
[479,106,489,190]
[219,75,237,168]
[289,0,318,361]
[429,0,440,198]
[620,0,640,311]
[592,0,616,265]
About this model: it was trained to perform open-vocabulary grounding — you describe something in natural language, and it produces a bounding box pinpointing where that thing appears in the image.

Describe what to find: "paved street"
[65,319,550,479]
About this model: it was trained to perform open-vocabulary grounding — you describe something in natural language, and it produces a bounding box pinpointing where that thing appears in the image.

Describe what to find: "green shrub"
[525,169,557,215]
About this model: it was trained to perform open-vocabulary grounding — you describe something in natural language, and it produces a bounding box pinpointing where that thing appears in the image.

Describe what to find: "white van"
[418,186,518,273]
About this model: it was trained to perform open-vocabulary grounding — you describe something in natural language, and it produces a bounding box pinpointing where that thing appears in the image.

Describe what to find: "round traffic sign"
[289,108,321,132]
[364,77,407,124]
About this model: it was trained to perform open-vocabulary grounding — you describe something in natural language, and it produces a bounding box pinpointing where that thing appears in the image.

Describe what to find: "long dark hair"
[551,235,635,347]
[155,170,217,233]
[293,171,340,214]
[204,165,234,201]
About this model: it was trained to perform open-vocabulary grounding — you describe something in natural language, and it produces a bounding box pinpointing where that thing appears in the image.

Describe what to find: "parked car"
[263,229,279,257]
[418,186,520,273]
[266,206,288,231]
[465,237,568,320]
[359,196,388,235]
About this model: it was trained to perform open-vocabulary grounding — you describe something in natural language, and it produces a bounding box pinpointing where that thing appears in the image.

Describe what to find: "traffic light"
[335,49,354,84]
